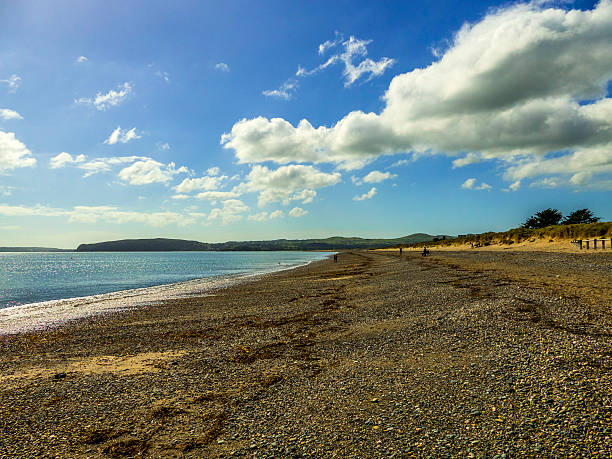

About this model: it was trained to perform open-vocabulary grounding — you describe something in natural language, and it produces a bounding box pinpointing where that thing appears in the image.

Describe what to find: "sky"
[1,0,611,248]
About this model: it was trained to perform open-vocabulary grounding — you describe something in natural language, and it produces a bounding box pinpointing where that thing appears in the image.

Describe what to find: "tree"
[522,208,563,229]
[562,208,600,225]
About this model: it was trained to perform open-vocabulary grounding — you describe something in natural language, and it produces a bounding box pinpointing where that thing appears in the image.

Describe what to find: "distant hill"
[76,234,445,252]
[0,247,73,252]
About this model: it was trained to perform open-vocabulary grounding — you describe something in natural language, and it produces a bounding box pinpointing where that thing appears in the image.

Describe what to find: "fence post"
[586,239,590,250]
[579,240,583,250]
[602,239,606,250]
[594,239,598,250]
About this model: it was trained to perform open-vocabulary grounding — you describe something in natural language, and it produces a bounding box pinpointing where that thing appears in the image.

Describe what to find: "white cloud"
[214,62,230,72]
[318,32,343,55]
[194,190,241,202]
[174,174,227,193]
[263,80,298,100]
[75,56,88,63]
[207,166,220,176]
[76,82,132,110]
[222,1,612,189]
[0,109,23,120]
[288,207,308,217]
[118,159,188,185]
[236,164,341,206]
[0,203,197,227]
[299,34,395,87]
[158,142,170,150]
[0,131,36,172]
[49,152,86,169]
[248,212,268,222]
[353,187,377,201]
[353,170,396,185]
[292,189,316,204]
[390,158,411,168]
[452,153,482,168]
[78,156,148,177]
[208,199,249,224]
[104,126,142,145]
[1,74,21,92]
[461,178,492,191]
[248,209,285,222]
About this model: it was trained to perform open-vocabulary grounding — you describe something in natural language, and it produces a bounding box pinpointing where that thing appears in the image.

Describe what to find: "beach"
[0,250,611,457]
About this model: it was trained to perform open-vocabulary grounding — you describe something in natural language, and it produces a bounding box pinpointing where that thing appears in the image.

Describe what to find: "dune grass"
[409,221,612,247]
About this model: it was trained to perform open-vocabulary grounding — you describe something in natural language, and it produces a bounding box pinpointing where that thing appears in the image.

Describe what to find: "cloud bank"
[223,1,612,189]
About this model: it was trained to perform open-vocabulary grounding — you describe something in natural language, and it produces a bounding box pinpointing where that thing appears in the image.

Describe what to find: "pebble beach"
[0,250,611,457]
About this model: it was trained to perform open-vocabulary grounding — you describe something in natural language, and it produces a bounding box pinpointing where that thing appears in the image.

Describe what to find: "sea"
[0,251,333,334]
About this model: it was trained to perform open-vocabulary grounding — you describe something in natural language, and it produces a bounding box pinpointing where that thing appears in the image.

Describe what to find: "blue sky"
[1,0,610,248]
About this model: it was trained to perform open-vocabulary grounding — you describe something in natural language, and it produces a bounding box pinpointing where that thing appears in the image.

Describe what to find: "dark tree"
[562,208,600,225]
[522,208,563,229]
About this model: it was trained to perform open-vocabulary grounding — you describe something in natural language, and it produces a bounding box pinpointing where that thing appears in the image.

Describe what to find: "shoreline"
[0,255,332,336]
[1,250,610,457]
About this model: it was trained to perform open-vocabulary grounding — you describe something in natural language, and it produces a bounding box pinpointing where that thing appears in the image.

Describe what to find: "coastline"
[0,255,332,336]
[1,250,610,457]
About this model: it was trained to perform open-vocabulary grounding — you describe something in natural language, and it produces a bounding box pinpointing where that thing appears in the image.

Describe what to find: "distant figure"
[470,242,474,249]
[422,247,429,257]
[333,254,338,262]
[399,247,403,256]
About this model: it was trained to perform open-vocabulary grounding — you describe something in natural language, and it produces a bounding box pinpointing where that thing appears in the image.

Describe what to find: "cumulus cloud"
[0,203,197,226]
[214,62,230,72]
[0,131,36,172]
[77,156,148,177]
[194,190,241,202]
[158,142,170,150]
[461,178,492,190]
[263,80,298,100]
[49,152,86,169]
[75,56,88,63]
[174,174,227,194]
[1,74,21,92]
[247,210,284,222]
[222,1,612,189]
[0,109,23,120]
[452,153,483,168]
[353,187,377,201]
[118,159,188,185]
[104,126,142,144]
[236,164,341,206]
[207,166,220,176]
[288,207,308,217]
[76,82,132,110]
[208,199,249,224]
[353,170,396,185]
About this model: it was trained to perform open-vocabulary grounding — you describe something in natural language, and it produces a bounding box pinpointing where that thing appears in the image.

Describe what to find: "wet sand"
[0,250,611,457]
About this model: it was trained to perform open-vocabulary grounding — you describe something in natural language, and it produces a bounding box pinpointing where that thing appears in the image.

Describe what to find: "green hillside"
[76,234,444,252]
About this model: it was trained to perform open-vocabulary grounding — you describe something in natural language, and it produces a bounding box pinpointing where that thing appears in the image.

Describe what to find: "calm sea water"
[0,251,333,309]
